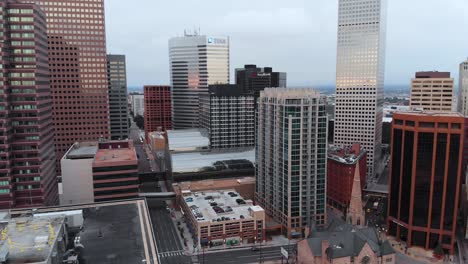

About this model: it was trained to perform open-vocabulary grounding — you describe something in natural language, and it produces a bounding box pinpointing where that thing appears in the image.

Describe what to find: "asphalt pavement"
[201,245,295,264]
[147,199,190,264]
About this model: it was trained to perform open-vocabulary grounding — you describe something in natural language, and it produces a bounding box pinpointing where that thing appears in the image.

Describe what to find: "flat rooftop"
[394,111,464,118]
[171,149,255,173]
[0,215,64,263]
[64,142,98,159]
[175,177,255,191]
[94,147,137,164]
[9,200,158,264]
[167,128,209,152]
[184,189,262,223]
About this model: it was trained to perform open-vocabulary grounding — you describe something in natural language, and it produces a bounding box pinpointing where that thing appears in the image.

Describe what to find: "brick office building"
[25,0,110,174]
[327,144,366,212]
[144,85,171,139]
[0,1,57,208]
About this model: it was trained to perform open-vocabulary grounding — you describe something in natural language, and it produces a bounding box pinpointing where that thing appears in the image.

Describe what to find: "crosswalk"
[158,250,184,258]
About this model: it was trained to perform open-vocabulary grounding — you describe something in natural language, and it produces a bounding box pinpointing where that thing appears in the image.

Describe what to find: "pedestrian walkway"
[158,250,185,258]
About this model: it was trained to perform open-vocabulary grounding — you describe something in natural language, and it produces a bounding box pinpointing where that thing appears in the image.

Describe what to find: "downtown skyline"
[105,0,467,88]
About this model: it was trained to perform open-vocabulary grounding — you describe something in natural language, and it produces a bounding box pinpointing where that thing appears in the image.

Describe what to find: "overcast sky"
[105,0,468,88]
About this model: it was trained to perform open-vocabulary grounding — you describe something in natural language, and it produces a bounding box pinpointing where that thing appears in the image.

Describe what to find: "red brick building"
[144,85,172,139]
[327,144,366,212]
[92,140,139,202]
[26,0,110,174]
[387,112,465,255]
[0,1,57,208]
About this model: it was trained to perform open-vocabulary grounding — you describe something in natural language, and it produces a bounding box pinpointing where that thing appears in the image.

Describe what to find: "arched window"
[361,256,371,264]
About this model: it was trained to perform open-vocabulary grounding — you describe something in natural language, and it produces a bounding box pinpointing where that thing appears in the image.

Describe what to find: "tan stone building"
[410,71,454,112]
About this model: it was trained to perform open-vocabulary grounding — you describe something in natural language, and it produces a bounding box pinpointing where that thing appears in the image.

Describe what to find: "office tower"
[0,1,57,208]
[200,84,255,149]
[235,64,286,99]
[255,88,327,238]
[410,71,454,112]
[327,144,366,215]
[169,33,229,129]
[129,93,144,116]
[107,55,129,140]
[458,59,468,115]
[144,85,172,138]
[387,112,464,255]
[25,0,109,173]
[334,0,387,182]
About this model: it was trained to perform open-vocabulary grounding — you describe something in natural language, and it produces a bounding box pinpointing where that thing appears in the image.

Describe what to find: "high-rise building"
[458,59,468,115]
[25,0,109,173]
[107,54,129,140]
[387,112,464,255]
[410,71,454,112]
[255,88,327,238]
[144,85,172,139]
[0,1,57,208]
[334,0,387,182]
[129,93,144,117]
[200,84,255,149]
[235,64,286,100]
[169,33,229,129]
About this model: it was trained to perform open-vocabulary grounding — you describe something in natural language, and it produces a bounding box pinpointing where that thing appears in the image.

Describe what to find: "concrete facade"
[410,71,454,112]
[458,59,468,115]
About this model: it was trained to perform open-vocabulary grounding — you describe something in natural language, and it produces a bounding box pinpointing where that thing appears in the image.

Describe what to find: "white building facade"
[334,0,387,182]
[169,33,230,129]
[130,94,144,116]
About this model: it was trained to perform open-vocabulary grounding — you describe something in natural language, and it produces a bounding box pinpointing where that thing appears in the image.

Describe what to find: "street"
[147,199,191,264]
[201,245,295,264]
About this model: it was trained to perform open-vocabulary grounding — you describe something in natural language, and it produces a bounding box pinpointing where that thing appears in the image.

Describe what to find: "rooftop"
[0,215,64,263]
[94,147,137,164]
[393,111,464,118]
[414,71,451,79]
[183,189,262,223]
[64,142,98,160]
[167,128,210,152]
[328,144,365,165]
[306,222,394,259]
[171,149,255,173]
[174,177,255,191]
[9,199,158,264]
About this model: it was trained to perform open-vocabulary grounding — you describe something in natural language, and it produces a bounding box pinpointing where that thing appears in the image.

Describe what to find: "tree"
[134,115,144,129]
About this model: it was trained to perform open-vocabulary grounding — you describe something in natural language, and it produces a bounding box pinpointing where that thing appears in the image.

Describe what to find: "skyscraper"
[458,59,468,115]
[199,84,255,149]
[387,112,464,255]
[26,0,109,173]
[0,1,57,208]
[410,71,454,112]
[169,33,229,129]
[144,85,172,139]
[255,88,327,238]
[107,54,129,140]
[235,64,286,100]
[334,0,387,182]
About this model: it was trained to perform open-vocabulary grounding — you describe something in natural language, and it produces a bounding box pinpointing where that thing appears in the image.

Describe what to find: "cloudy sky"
[105,0,468,88]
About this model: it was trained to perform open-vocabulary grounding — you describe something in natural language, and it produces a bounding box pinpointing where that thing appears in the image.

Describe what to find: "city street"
[147,199,190,264]
[201,245,295,264]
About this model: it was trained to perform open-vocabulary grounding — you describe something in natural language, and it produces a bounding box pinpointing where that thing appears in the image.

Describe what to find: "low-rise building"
[60,140,139,204]
[179,189,265,247]
[297,223,395,264]
[5,199,158,264]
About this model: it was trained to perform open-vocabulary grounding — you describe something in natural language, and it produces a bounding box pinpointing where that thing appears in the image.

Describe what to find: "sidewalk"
[387,237,450,264]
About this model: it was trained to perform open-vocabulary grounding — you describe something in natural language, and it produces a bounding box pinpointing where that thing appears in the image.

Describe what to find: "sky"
[105,0,468,88]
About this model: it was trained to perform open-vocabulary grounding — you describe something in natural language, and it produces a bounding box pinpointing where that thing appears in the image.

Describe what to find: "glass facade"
[169,34,229,129]
[387,113,464,254]
[334,0,387,180]
[107,54,129,140]
[255,88,327,238]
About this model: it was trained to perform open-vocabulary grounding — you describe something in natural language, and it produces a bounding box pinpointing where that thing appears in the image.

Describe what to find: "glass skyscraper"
[334,0,387,182]
[255,88,327,238]
[169,33,229,129]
